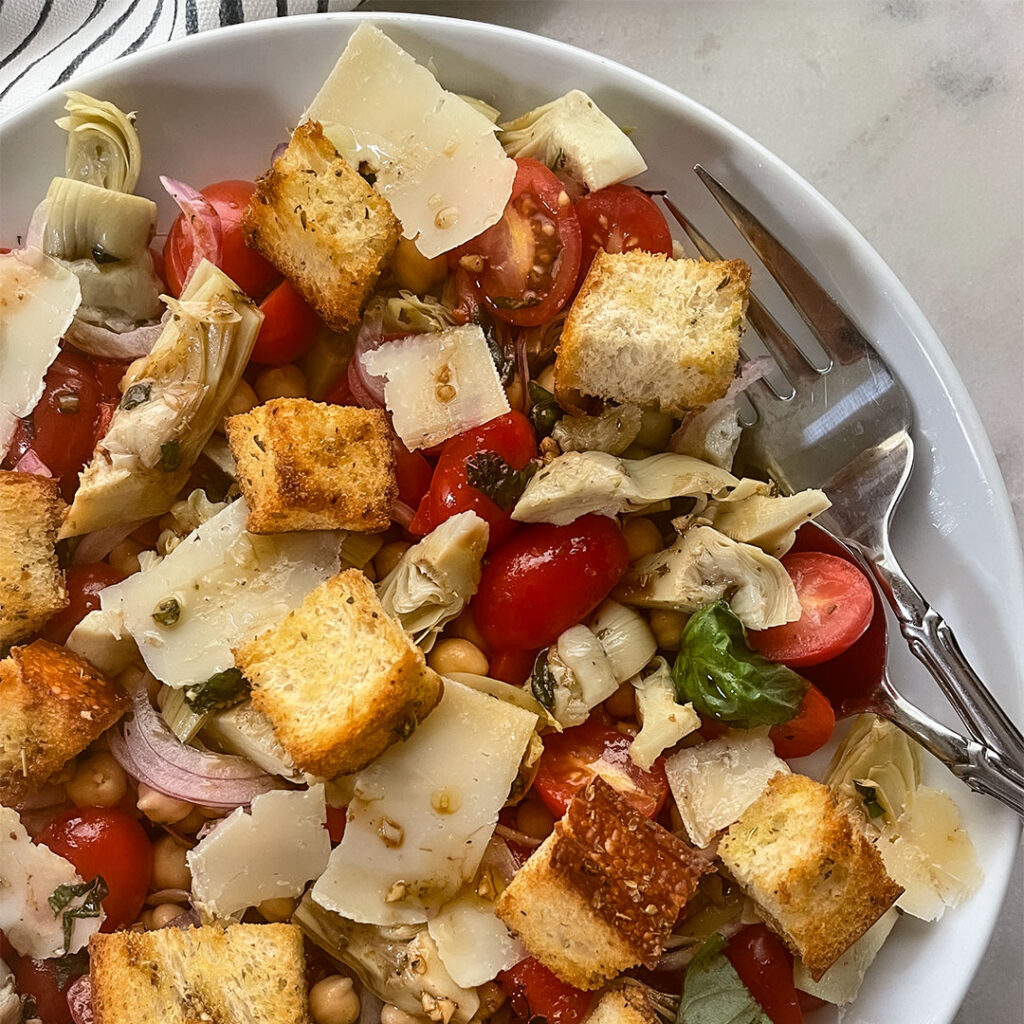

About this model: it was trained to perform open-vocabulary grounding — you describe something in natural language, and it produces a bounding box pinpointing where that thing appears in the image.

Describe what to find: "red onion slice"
[66,316,165,359]
[12,449,52,477]
[270,140,288,163]
[347,316,388,409]
[392,499,416,529]
[108,688,278,807]
[160,176,223,289]
[72,520,144,564]
[67,975,94,1024]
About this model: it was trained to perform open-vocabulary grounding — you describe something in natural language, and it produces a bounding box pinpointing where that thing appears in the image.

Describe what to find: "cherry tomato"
[473,515,629,651]
[0,948,76,1024]
[489,648,538,687]
[410,412,537,551]
[163,179,280,299]
[325,805,347,845]
[250,279,322,364]
[451,158,582,327]
[749,552,874,668]
[393,439,434,512]
[726,924,805,1024]
[40,563,125,645]
[37,807,153,933]
[574,184,673,283]
[769,684,836,759]
[534,720,669,819]
[499,958,592,1024]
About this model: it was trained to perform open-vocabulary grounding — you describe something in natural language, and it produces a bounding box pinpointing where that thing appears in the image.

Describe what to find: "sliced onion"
[479,835,520,886]
[66,315,165,359]
[392,499,416,528]
[108,688,279,807]
[157,907,201,930]
[160,175,223,290]
[12,449,52,477]
[513,326,531,412]
[358,987,385,1024]
[271,140,288,164]
[72,520,144,564]
[67,975,94,1024]
[347,316,388,409]
[494,823,542,849]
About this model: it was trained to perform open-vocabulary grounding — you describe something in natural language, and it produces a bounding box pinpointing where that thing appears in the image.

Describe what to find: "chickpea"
[392,237,447,294]
[108,537,143,576]
[198,804,229,820]
[309,974,361,1024]
[448,607,489,652]
[66,751,128,808]
[176,806,208,835]
[621,517,662,562]
[381,1005,420,1024]
[374,540,412,579]
[254,364,307,402]
[604,682,637,720]
[258,896,297,922]
[217,379,259,432]
[149,903,185,929]
[649,608,689,651]
[515,798,555,841]
[476,981,507,1019]
[536,363,556,393]
[151,835,192,890]
[137,783,193,825]
[427,638,489,677]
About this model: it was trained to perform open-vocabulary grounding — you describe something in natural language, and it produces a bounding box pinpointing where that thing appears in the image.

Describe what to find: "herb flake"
[854,780,886,819]
[121,382,152,410]
[159,439,181,472]
[465,450,538,511]
[184,667,250,714]
[48,875,108,952]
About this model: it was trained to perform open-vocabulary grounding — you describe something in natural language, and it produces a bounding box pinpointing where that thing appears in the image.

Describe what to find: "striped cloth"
[0,0,362,119]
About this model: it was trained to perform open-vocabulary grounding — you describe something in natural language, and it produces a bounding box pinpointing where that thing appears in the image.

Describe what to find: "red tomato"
[163,179,280,299]
[534,721,669,819]
[41,563,125,645]
[410,412,537,551]
[575,184,673,283]
[749,552,874,667]
[250,279,322,364]
[393,439,434,512]
[489,648,538,687]
[473,515,629,651]
[325,805,347,845]
[37,807,153,933]
[726,924,805,1024]
[1,950,76,1024]
[451,158,582,327]
[768,684,836,759]
[499,958,592,1024]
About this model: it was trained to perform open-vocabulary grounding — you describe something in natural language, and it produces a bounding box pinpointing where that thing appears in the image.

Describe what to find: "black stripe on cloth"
[119,0,165,57]
[219,0,244,25]
[0,0,54,70]
[317,0,329,12]
[186,0,198,34]
[54,0,144,85]
[276,0,288,15]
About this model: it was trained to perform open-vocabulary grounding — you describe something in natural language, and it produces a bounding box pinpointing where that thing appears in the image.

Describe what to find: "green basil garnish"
[48,875,108,952]
[465,450,538,511]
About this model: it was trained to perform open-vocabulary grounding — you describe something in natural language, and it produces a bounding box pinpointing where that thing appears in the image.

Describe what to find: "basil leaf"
[49,875,108,951]
[465,451,538,511]
[672,601,808,729]
[677,935,772,1024]
[184,667,250,714]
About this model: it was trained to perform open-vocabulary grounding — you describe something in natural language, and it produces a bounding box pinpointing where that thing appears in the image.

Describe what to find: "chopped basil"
[159,439,181,472]
[465,450,538,511]
[152,597,181,626]
[48,875,108,952]
[677,934,771,1024]
[121,382,151,410]
[530,649,556,710]
[671,601,808,729]
[184,667,250,714]
[854,780,886,819]
[528,381,562,437]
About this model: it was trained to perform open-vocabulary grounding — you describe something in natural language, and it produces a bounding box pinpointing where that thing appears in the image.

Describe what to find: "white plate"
[1,13,1020,1024]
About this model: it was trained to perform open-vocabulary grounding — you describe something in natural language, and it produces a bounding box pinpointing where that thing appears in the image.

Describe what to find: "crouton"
[89,923,311,1024]
[584,979,665,1024]
[0,471,67,646]
[0,640,128,807]
[226,399,397,533]
[496,777,711,990]
[718,772,903,980]
[243,120,401,332]
[235,569,442,777]
[555,250,749,416]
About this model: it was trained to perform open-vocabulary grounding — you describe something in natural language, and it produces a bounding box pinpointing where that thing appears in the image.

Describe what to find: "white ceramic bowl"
[1,14,1020,1024]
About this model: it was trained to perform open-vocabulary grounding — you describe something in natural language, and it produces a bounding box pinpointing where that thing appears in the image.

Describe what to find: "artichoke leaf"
[60,260,263,538]
[589,599,657,684]
[57,91,141,193]
[708,484,832,558]
[371,290,458,334]
[552,404,643,456]
[544,624,619,727]
[629,657,700,771]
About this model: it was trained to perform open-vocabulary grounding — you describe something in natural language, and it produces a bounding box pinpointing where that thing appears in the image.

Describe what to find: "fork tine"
[660,196,817,397]
[695,164,870,366]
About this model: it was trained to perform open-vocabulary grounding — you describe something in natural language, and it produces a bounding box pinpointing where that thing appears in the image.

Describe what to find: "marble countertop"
[361,2,1024,1020]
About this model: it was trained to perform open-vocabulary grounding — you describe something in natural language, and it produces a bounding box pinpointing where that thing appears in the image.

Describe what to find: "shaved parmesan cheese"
[305,22,515,257]
[99,499,343,688]
[0,248,81,459]
[794,908,898,1005]
[665,729,789,848]
[66,606,138,677]
[0,806,103,958]
[428,896,524,988]
[188,785,330,920]
[312,681,536,925]
[364,325,510,451]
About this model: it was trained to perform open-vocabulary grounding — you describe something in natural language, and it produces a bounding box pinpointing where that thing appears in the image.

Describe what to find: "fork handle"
[869,547,1024,776]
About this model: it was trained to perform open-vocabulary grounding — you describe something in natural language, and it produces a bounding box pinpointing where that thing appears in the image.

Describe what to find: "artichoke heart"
[60,260,263,538]
[57,90,142,193]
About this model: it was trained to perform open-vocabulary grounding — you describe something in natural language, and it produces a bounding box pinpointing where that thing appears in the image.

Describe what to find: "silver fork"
[662,168,1024,814]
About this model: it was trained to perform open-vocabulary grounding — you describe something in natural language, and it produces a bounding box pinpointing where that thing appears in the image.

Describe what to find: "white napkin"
[0,0,361,119]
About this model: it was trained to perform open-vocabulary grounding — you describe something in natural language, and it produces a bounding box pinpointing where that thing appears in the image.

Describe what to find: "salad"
[0,22,982,1024]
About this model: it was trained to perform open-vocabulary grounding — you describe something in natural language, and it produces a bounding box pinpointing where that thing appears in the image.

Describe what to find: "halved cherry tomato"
[473,515,629,651]
[451,158,582,327]
[0,940,76,1024]
[393,439,434,512]
[250,279,322,364]
[40,563,126,645]
[768,683,836,759]
[749,552,874,668]
[726,924,805,1024]
[163,179,280,299]
[490,648,538,687]
[499,957,592,1024]
[410,412,537,551]
[37,807,153,933]
[534,720,669,819]
[574,184,673,283]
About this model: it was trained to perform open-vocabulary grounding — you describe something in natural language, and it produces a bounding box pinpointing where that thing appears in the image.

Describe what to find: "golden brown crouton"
[243,120,401,332]
[0,640,128,807]
[585,979,665,1024]
[235,569,442,778]
[0,471,67,645]
[496,777,711,990]
[226,399,397,533]
[89,923,311,1024]
[718,772,903,980]
[556,250,749,416]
